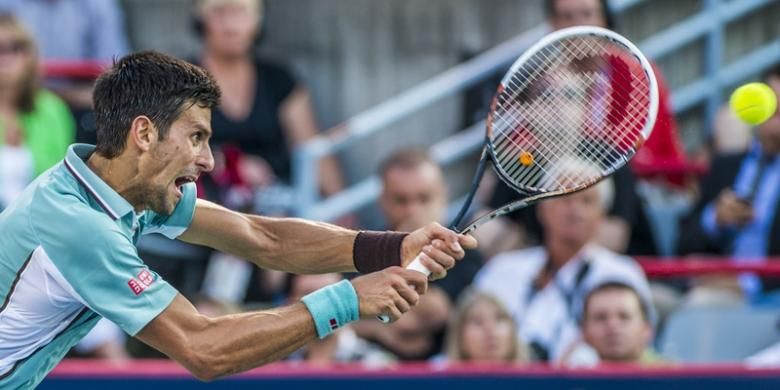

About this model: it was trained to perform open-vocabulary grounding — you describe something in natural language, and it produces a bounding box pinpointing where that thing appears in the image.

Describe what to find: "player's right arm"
[136,267,426,381]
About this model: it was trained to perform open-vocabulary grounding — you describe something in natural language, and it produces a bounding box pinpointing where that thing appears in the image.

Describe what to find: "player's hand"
[714,189,754,227]
[401,222,478,280]
[351,267,428,322]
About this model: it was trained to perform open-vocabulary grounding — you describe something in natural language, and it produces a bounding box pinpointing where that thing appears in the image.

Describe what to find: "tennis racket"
[379,25,658,323]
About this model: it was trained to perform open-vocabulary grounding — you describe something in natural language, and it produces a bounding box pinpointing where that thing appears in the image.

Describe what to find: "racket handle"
[376,254,431,323]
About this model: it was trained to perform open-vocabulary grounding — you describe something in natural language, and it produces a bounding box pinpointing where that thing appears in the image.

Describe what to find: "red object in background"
[630,65,706,183]
[637,257,780,278]
[42,60,107,79]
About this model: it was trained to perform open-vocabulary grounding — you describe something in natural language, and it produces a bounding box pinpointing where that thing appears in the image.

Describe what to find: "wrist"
[352,231,408,273]
[301,280,360,339]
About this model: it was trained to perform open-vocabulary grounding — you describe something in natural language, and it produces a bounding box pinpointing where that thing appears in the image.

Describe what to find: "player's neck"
[86,151,145,212]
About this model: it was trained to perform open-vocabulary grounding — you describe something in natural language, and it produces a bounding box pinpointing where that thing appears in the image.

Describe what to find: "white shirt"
[474,244,651,362]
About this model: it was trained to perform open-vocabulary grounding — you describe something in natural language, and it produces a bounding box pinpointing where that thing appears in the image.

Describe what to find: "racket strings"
[489,35,652,193]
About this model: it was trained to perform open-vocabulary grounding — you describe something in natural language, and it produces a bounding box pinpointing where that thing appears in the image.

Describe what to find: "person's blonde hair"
[0,13,39,113]
[445,289,530,362]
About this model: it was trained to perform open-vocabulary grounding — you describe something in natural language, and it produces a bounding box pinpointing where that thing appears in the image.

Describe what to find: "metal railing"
[292,0,780,222]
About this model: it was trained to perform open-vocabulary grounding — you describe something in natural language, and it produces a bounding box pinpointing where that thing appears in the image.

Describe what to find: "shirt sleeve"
[143,182,197,239]
[35,210,178,336]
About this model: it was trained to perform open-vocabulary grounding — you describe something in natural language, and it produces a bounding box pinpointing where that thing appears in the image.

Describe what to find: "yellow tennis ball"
[729,82,777,126]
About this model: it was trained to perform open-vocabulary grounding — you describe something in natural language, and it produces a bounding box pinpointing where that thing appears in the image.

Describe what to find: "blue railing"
[291,0,780,222]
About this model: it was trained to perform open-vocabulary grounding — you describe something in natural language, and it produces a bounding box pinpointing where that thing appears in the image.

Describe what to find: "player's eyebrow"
[192,123,212,137]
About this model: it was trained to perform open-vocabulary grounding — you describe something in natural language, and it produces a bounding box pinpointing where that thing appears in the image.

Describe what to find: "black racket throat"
[448,150,490,231]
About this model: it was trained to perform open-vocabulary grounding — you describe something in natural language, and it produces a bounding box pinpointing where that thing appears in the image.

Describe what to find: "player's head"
[537,160,614,249]
[93,51,221,214]
[0,13,39,113]
[379,149,448,232]
[545,0,615,31]
[195,0,263,58]
[446,290,526,363]
[581,281,652,362]
[757,64,780,154]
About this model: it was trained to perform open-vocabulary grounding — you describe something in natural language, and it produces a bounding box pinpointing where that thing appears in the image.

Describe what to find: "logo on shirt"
[128,270,155,296]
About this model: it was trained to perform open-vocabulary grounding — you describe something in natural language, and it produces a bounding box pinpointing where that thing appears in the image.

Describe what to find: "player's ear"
[129,115,158,153]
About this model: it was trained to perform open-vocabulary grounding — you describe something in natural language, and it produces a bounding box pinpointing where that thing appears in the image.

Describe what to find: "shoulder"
[29,174,127,253]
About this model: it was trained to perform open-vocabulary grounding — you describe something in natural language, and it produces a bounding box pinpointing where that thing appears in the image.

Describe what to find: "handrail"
[292,0,780,222]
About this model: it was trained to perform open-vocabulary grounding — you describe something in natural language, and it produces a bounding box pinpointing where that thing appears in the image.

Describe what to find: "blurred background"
[1,0,780,388]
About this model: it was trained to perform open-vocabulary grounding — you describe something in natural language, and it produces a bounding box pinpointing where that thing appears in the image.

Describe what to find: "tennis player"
[0,51,476,388]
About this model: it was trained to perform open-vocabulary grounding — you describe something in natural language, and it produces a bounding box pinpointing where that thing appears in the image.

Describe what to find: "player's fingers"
[389,290,411,314]
[398,268,428,295]
[458,233,478,250]
[382,301,403,322]
[396,283,421,308]
[419,252,448,280]
[424,223,464,254]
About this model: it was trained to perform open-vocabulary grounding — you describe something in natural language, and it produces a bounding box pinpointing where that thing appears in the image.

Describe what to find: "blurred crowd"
[1,0,780,369]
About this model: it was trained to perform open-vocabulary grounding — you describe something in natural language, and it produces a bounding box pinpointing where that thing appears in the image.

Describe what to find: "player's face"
[201,0,260,58]
[141,105,215,215]
[380,164,447,231]
[757,76,780,154]
[0,25,32,89]
[550,0,607,30]
[582,288,651,362]
[460,300,515,362]
[537,185,603,248]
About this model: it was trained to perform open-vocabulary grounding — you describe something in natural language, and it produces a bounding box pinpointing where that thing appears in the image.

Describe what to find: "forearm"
[195,302,317,378]
[236,215,358,273]
[181,200,358,274]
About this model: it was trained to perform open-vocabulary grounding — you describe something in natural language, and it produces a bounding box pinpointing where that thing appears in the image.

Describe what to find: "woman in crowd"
[445,290,530,363]
[0,13,74,210]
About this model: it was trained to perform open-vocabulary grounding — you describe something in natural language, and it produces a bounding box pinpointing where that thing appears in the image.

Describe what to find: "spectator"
[0,0,129,143]
[678,65,780,303]
[478,0,670,257]
[563,281,663,366]
[286,273,394,366]
[0,13,75,210]
[379,149,483,302]
[475,163,652,362]
[193,0,346,206]
[352,150,484,361]
[444,290,529,363]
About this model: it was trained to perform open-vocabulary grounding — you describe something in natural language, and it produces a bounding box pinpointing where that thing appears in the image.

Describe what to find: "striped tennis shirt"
[0,144,196,389]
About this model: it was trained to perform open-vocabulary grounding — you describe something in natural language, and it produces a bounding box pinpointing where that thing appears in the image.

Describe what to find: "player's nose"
[197,144,215,172]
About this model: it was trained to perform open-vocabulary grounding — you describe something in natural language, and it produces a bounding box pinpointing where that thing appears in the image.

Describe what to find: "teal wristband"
[301,279,360,339]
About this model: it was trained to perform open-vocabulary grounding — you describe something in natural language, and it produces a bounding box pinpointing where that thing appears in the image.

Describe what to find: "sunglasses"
[0,40,29,55]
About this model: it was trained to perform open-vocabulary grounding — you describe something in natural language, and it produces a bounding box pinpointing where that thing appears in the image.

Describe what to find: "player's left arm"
[178,199,477,276]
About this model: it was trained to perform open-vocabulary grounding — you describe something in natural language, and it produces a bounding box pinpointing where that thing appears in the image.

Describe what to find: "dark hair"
[544,0,616,30]
[378,149,438,178]
[582,281,650,322]
[93,51,221,158]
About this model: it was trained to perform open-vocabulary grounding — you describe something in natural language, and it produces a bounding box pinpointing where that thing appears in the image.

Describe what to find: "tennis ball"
[729,82,777,126]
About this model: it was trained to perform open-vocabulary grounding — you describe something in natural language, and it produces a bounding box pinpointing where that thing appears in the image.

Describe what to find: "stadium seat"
[658,305,780,363]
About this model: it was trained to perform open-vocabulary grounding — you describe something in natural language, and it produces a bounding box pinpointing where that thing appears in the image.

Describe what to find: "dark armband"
[352,231,408,273]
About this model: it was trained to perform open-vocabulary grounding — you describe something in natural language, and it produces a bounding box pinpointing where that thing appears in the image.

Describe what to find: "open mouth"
[173,175,198,196]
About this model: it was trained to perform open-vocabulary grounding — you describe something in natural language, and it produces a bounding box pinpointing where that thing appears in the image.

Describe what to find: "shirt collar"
[63,143,135,220]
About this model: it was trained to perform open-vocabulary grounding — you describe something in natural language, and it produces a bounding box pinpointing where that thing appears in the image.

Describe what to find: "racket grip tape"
[376,253,431,323]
